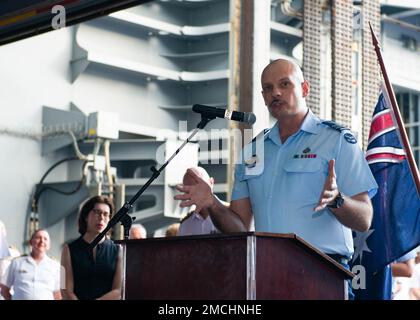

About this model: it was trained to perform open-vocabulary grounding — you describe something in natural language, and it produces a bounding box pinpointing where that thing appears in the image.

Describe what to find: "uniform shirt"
[392,249,417,298]
[411,263,420,290]
[396,250,417,263]
[232,110,378,257]
[393,262,420,300]
[0,220,9,259]
[4,254,60,300]
[178,211,219,236]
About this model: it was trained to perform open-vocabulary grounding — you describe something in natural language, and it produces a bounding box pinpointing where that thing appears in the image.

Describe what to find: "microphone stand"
[88,115,215,250]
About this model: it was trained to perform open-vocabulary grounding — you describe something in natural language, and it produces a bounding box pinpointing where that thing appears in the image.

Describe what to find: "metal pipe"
[280,0,302,19]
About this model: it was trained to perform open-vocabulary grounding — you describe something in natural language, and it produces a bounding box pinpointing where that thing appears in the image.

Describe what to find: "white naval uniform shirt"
[4,254,60,300]
[178,212,219,236]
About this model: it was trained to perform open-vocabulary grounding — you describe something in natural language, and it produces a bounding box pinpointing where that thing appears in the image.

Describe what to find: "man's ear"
[261,91,269,106]
[302,80,310,97]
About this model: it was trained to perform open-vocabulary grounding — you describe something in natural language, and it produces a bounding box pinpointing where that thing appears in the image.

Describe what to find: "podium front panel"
[255,237,347,299]
[124,235,248,299]
[121,233,350,300]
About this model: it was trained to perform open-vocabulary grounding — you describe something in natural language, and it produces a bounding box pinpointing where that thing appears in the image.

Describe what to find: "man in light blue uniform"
[175,59,378,262]
[231,110,377,259]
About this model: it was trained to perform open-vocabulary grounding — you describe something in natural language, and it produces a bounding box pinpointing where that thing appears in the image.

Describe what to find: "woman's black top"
[68,236,118,300]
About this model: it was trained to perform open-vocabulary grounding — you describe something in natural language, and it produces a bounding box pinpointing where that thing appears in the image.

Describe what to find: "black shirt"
[68,236,118,300]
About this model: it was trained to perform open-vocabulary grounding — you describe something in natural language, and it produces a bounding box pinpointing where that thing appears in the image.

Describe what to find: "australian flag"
[351,92,420,300]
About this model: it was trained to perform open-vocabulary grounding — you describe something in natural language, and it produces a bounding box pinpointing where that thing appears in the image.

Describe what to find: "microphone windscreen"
[244,112,257,125]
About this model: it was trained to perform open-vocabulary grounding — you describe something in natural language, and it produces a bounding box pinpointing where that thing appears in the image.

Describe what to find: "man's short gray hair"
[130,224,147,239]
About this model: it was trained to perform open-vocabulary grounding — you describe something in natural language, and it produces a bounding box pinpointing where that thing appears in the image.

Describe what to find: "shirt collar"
[26,254,36,265]
[268,109,321,145]
[192,212,208,221]
[26,254,47,265]
[268,122,281,146]
[301,109,321,135]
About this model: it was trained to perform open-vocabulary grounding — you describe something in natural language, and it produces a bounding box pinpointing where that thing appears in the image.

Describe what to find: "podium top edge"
[116,232,354,279]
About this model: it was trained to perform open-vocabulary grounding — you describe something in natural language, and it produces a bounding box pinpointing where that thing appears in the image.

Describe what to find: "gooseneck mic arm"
[88,115,214,250]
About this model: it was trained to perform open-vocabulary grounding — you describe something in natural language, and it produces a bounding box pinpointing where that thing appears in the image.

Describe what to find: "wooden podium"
[120,232,353,300]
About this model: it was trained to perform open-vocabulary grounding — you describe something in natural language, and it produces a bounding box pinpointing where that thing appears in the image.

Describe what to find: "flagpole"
[369,22,420,197]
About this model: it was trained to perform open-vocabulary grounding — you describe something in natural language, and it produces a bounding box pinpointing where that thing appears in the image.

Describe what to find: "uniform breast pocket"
[283,159,328,204]
[39,266,58,287]
[237,162,266,198]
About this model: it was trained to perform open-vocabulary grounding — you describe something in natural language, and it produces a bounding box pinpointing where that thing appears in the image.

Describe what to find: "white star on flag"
[352,229,374,264]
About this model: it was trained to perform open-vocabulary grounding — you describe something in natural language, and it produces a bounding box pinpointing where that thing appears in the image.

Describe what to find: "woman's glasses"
[91,208,111,219]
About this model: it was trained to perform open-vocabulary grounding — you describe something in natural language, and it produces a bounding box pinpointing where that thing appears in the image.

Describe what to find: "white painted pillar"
[252,0,271,136]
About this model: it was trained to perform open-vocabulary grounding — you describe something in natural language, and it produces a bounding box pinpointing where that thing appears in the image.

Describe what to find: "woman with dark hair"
[61,195,122,300]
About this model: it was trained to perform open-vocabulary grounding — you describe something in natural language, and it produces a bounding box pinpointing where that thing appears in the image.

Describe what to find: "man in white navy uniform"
[1,229,61,300]
[177,167,219,236]
[175,59,378,268]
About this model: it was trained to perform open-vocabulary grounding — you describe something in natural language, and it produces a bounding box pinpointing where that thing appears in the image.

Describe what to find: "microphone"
[192,104,256,125]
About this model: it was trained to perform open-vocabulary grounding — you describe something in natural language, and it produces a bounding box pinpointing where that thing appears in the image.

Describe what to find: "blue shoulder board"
[321,120,347,132]
[322,121,357,144]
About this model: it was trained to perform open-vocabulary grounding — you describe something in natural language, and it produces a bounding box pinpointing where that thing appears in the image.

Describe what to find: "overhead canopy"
[0,0,153,46]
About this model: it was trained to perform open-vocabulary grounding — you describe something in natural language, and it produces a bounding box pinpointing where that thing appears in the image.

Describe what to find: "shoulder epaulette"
[321,121,357,144]
[48,255,60,263]
[11,254,26,261]
[321,120,348,132]
[180,211,194,224]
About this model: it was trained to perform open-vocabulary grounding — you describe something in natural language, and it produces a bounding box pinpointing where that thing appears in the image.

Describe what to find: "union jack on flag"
[365,101,406,165]
[351,91,420,300]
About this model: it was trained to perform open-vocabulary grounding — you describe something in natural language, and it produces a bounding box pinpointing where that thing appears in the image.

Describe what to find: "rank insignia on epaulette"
[244,155,259,168]
[322,120,347,132]
[344,132,357,144]
[322,121,357,144]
